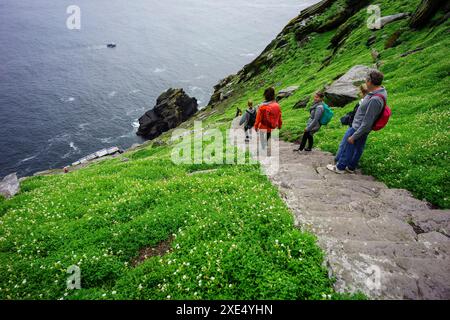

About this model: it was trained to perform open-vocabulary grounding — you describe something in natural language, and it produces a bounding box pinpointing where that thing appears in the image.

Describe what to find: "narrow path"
[231,118,450,300]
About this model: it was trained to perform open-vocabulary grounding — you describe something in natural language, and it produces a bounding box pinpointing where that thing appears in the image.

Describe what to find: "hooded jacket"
[305,102,324,133]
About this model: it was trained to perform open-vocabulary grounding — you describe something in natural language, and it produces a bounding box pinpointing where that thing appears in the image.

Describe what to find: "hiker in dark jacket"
[294,91,325,152]
[239,100,257,142]
[335,84,369,163]
[328,70,387,174]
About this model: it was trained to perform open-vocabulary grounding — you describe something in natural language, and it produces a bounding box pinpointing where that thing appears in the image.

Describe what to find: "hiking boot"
[304,148,312,152]
[326,164,345,174]
[345,167,356,174]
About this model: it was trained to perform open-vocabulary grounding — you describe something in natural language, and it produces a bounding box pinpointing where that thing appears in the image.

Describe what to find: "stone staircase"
[232,118,450,299]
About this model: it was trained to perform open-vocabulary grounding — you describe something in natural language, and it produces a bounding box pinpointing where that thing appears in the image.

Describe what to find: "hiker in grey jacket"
[294,91,325,152]
[239,100,257,142]
[327,70,387,174]
[351,87,387,141]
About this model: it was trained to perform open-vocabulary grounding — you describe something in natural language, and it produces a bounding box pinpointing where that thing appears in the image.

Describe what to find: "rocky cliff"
[207,0,449,109]
[137,88,198,139]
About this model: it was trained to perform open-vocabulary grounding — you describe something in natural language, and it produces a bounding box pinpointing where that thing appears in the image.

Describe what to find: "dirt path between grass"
[231,118,450,300]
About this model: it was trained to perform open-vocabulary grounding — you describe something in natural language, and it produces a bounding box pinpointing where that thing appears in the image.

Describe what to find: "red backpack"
[261,102,281,130]
[372,94,391,131]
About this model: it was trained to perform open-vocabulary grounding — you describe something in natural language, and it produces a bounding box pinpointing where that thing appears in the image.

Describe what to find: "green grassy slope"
[207,0,449,208]
[1,139,355,299]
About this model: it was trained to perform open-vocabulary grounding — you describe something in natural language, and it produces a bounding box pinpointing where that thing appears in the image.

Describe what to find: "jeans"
[299,131,314,150]
[335,126,353,163]
[336,127,369,171]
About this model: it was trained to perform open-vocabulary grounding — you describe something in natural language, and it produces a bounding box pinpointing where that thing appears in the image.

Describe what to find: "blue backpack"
[320,103,334,125]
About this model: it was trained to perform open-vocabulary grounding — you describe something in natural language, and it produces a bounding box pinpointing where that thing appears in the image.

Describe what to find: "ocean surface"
[0,0,317,178]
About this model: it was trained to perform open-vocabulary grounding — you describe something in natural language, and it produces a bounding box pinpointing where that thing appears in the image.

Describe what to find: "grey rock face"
[370,13,410,30]
[325,65,372,107]
[0,173,20,199]
[276,86,299,101]
[137,88,198,140]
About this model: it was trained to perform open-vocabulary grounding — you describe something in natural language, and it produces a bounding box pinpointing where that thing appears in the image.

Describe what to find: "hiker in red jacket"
[254,87,282,141]
[254,87,282,155]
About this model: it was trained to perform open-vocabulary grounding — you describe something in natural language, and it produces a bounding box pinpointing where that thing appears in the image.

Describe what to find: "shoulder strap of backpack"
[372,93,387,123]
[372,93,386,107]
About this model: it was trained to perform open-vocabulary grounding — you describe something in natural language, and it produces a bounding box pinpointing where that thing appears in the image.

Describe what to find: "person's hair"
[264,87,276,102]
[248,100,253,107]
[359,84,369,96]
[315,91,325,99]
[367,70,384,86]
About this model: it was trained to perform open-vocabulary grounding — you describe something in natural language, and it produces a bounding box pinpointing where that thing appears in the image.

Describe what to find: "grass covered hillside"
[0,135,358,300]
[207,0,450,208]
[0,0,448,300]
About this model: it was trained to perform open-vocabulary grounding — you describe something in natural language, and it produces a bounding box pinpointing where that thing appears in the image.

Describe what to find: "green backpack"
[319,103,334,125]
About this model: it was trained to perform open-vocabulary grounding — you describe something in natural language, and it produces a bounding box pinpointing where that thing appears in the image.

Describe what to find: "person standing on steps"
[327,70,387,174]
[254,87,282,152]
[239,100,257,143]
[293,91,325,152]
[335,84,369,163]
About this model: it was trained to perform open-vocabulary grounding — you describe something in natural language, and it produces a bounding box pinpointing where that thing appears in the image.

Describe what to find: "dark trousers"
[299,131,313,150]
[244,125,254,138]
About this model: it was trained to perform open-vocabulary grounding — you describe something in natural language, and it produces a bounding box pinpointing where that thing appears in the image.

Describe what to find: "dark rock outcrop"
[400,47,425,57]
[410,0,446,29]
[293,96,310,109]
[329,15,364,50]
[316,0,371,33]
[0,173,20,199]
[385,29,404,49]
[366,34,377,47]
[207,75,237,106]
[137,88,198,139]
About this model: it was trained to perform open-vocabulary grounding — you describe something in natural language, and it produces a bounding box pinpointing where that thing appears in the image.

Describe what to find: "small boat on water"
[107,43,116,48]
